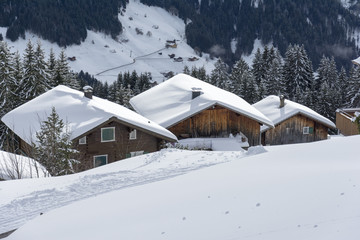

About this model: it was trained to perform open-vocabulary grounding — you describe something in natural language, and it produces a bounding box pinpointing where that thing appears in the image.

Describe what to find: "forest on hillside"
[140,0,360,69]
[1,0,360,70]
[0,0,126,46]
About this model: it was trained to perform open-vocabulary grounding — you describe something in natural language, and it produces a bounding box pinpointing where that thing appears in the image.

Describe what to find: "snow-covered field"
[0,0,216,84]
[1,136,360,240]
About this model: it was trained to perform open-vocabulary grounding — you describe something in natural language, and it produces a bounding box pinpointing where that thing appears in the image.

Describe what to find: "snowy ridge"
[1,85,177,145]
[130,73,274,128]
[253,95,336,132]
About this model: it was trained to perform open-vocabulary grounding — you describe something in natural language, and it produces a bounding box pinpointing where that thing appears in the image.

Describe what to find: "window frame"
[93,154,108,168]
[78,136,86,145]
[303,126,310,134]
[129,129,137,140]
[101,127,115,142]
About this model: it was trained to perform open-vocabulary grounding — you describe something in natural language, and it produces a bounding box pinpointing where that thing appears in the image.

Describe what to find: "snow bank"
[5,136,360,240]
[0,151,48,180]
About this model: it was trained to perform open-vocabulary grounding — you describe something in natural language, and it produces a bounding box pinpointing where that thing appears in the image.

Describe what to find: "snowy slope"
[0,0,216,84]
[2,136,360,239]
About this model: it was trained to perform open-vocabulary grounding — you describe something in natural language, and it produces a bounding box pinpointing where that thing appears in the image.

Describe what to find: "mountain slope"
[141,0,360,68]
[0,0,216,83]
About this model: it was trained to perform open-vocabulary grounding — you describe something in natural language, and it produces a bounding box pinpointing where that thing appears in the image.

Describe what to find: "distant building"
[130,74,274,146]
[253,95,336,145]
[2,85,177,171]
[336,108,360,136]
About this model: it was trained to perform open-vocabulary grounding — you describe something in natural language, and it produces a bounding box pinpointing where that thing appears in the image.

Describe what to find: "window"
[129,129,137,140]
[94,155,108,167]
[79,136,86,145]
[101,127,115,142]
[131,151,144,157]
[286,127,290,134]
[303,127,314,134]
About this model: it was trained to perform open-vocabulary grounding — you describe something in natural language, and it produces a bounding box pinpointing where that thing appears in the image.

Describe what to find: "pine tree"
[265,48,284,96]
[183,65,190,75]
[210,58,231,90]
[0,41,17,148]
[34,40,50,90]
[122,84,134,109]
[347,66,360,107]
[47,48,57,87]
[230,58,251,97]
[54,49,79,89]
[34,107,78,176]
[12,51,23,90]
[0,41,16,112]
[282,44,313,100]
[115,83,125,105]
[337,67,348,108]
[21,40,42,102]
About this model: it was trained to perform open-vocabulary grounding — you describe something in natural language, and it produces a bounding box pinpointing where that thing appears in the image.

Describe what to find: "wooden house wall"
[262,114,328,145]
[336,112,359,136]
[168,105,261,146]
[75,121,160,170]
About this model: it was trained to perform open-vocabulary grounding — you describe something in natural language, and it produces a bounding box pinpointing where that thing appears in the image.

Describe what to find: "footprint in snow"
[225,211,230,214]
[256,203,261,207]
[313,225,318,228]
[182,217,186,221]
[340,192,345,196]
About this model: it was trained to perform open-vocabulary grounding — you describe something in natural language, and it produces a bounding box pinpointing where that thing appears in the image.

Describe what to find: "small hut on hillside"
[253,95,336,145]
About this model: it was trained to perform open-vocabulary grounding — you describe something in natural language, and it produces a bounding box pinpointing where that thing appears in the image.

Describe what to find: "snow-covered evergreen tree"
[34,107,78,176]
[347,66,360,107]
[47,48,57,87]
[34,40,50,90]
[282,44,313,100]
[122,84,134,109]
[230,58,250,97]
[54,49,80,89]
[210,58,231,91]
[0,41,16,112]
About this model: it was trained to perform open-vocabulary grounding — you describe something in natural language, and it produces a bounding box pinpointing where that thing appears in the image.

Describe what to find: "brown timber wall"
[263,114,328,145]
[168,105,261,146]
[75,121,160,170]
[336,112,359,136]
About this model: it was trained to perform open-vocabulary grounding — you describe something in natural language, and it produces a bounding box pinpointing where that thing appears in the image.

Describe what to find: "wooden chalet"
[1,85,177,171]
[253,95,336,145]
[336,108,360,136]
[130,74,274,146]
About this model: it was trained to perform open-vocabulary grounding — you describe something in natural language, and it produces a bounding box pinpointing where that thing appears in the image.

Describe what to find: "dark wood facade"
[74,119,164,170]
[168,105,261,146]
[261,114,328,145]
[336,110,359,136]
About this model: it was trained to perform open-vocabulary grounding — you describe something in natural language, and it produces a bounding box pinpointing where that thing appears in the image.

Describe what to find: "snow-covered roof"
[130,74,274,128]
[352,56,360,66]
[253,95,336,132]
[2,85,177,145]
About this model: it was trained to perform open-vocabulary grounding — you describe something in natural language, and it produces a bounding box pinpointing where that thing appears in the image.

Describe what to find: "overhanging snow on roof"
[130,74,274,128]
[2,85,177,145]
[253,95,336,132]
